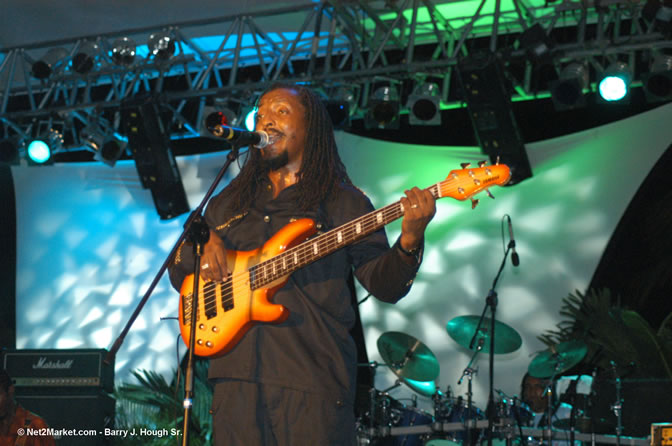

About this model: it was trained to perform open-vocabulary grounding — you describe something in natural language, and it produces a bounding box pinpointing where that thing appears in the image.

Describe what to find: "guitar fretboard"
[248,183,442,289]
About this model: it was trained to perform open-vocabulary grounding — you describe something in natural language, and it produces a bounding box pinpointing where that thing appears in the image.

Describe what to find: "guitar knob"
[486,189,495,199]
[470,198,479,209]
[460,162,471,169]
[478,160,487,167]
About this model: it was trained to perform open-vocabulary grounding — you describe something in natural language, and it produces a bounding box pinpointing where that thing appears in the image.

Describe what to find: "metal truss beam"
[1,0,670,147]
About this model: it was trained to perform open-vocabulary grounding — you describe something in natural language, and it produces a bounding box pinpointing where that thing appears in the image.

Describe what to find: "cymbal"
[528,340,588,378]
[401,377,437,397]
[445,315,522,354]
[377,331,440,382]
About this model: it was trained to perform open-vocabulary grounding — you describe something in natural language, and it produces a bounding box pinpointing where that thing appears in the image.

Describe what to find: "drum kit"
[355,315,633,446]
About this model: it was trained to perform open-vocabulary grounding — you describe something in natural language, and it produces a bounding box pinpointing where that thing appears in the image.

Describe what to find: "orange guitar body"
[178,218,317,357]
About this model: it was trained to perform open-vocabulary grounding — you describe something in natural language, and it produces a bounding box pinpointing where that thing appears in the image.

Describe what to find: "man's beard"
[261,150,289,171]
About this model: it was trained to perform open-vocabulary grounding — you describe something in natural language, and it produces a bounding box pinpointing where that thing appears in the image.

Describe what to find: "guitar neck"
[249,183,442,290]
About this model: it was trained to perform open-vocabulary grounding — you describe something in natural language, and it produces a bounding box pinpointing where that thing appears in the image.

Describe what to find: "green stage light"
[598,62,631,102]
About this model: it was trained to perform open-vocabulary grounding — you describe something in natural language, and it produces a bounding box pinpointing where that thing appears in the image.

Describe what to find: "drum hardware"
[377,331,440,383]
[609,361,623,446]
[527,340,588,446]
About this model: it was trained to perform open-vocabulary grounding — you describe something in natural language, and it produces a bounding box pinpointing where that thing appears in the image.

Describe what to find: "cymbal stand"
[610,362,623,446]
[543,362,562,446]
[366,361,381,440]
[458,339,482,446]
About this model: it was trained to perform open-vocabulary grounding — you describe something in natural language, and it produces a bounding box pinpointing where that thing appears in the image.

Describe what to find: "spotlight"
[201,105,238,136]
[111,37,137,66]
[323,100,350,129]
[31,47,69,80]
[408,82,441,125]
[366,85,400,129]
[0,138,20,164]
[519,23,555,64]
[72,41,99,74]
[643,0,672,36]
[26,129,62,165]
[242,106,257,131]
[80,124,127,167]
[550,62,589,110]
[598,61,632,102]
[148,32,176,61]
[642,55,672,102]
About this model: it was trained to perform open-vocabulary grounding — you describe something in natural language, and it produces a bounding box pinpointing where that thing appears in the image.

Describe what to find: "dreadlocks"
[225,83,352,211]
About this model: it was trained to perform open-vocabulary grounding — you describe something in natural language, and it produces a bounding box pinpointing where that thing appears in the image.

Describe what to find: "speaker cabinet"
[15,392,115,446]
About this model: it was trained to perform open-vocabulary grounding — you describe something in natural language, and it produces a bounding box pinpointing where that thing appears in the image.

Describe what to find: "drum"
[494,398,534,426]
[375,405,434,446]
[437,397,485,445]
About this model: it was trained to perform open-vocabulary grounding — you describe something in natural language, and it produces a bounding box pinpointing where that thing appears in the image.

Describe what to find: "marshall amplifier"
[1,348,114,393]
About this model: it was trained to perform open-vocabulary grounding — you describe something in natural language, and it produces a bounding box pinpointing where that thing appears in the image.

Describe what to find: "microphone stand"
[468,238,515,446]
[104,144,244,446]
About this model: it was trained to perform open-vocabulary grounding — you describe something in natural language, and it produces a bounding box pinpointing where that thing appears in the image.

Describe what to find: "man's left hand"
[399,187,436,251]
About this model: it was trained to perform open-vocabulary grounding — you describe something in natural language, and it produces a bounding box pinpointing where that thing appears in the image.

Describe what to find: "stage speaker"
[591,377,672,437]
[15,391,115,446]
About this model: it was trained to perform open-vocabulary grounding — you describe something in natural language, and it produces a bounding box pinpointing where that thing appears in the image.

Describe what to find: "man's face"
[0,385,13,419]
[255,88,307,171]
[522,375,549,413]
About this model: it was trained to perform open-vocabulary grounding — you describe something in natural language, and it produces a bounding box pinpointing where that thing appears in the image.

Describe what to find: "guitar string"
[186,170,502,320]
[185,180,456,318]
[187,197,409,316]
[185,180,453,317]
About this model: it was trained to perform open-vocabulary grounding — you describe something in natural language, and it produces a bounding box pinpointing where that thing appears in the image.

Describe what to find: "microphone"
[507,215,520,267]
[210,124,270,148]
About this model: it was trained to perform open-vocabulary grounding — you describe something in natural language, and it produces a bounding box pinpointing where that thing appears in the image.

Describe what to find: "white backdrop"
[12,102,672,413]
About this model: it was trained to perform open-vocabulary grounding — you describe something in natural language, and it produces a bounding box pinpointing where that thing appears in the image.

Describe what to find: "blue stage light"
[27,140,52,164]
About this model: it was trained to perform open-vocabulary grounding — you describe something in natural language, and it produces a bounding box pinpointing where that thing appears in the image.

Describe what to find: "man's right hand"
[199,229,229,282]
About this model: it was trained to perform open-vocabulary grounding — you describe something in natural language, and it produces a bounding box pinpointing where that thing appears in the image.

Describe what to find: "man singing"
[169,83,435,445]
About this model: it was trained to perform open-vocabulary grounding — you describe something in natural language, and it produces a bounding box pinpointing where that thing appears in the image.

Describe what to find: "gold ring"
[411,204,418,209]
[201,264,210,269]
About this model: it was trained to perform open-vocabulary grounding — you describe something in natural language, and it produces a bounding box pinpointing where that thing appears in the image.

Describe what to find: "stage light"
[148,32,176,61]
[550,62,589,110]
[408,82,441,125]
[366,85,400,129]
[202,106,237,137]
[111,37,137,66]
[519,23,555,64]
[324,100,350,129]
[244,107,257,131]
[80,124,127,167]
[27,129,63,165]
[643,0,672,36]
[31,47,69,80]
[598,61,631,102]
[642,55,672,102]
[72,41,99,74]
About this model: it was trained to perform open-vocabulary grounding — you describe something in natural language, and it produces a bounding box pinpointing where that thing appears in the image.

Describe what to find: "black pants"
[211,379,357,446]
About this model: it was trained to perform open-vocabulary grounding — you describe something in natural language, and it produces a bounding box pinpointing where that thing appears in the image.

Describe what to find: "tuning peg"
[495,155,501,165]
[478,160,487,167]
[470,198,479,209]
[485,189,495,199]
[460,162,471,169]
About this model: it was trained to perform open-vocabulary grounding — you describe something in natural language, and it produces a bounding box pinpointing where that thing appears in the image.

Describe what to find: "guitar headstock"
[439,161,510,208]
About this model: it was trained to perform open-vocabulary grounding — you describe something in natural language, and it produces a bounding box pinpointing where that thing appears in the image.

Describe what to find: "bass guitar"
[179,162,510,357]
